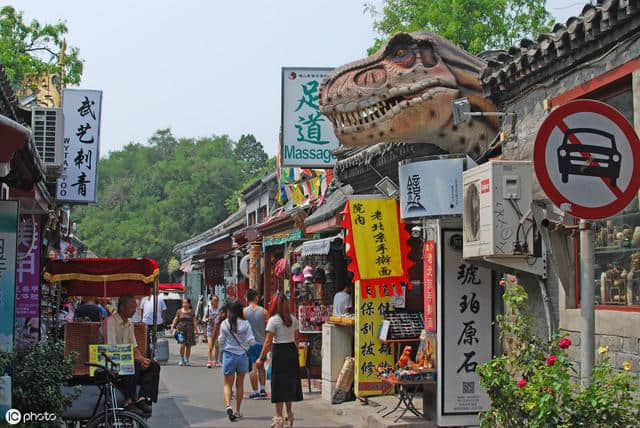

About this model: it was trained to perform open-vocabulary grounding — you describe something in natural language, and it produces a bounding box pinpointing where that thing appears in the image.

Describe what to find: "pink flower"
[546,355,557,366]
[517,378,527,388]
[559,338,572,349]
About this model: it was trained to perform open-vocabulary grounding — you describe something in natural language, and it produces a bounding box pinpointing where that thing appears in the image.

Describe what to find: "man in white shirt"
[140,295,166,352]
[332,284,353,316]
[140,295,166,326]
[100,295,160,417]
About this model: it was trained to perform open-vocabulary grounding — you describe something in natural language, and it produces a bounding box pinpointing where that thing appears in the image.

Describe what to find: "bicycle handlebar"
[84,351,119,379]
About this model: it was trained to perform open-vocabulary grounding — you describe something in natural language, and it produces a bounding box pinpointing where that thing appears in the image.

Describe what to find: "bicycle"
[83,351,149,428]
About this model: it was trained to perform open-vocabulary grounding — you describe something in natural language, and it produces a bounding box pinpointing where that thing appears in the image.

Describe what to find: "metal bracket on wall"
[531,202,576,303]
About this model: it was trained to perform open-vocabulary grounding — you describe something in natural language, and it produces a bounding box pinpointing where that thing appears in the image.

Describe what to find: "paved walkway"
[149,337,355,427]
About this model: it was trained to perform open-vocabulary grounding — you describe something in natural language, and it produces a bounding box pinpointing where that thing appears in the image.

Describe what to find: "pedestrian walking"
[244,289,268,398]
[205,295,222,368]
[219,300,255,422]
[170,298,198,366]
[256,294,303,428]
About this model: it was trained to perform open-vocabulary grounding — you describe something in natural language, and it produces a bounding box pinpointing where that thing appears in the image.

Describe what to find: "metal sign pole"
[579,219,594,385]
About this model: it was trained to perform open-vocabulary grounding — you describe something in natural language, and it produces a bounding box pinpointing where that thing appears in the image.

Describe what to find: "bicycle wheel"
[86,410,149,428]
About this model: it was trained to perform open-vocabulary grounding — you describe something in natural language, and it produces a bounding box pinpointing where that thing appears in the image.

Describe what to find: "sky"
[14,0,588,158]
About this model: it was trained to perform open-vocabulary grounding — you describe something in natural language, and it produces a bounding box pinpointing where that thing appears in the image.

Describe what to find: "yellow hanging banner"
[348,198,404,279]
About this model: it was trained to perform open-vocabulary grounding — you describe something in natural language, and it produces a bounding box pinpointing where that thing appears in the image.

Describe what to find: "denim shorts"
[247,343,263,365]
[222,351,249,375]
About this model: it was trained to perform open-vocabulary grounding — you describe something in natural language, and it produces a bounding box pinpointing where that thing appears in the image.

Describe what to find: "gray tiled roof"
[481,0,640,103]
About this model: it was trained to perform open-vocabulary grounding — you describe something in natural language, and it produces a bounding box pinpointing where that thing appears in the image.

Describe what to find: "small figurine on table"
[397,346,412,368]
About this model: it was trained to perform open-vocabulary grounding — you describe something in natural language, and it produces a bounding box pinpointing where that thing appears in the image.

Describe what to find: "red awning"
[44,257,160,297]
[0,114,29,171]
[159,283,185,293]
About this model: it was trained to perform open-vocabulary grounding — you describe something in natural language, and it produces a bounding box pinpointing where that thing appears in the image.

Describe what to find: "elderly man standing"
[100,295,161,417]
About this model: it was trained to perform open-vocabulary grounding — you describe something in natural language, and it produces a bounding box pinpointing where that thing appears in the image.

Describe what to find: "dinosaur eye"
[391,47,415,67]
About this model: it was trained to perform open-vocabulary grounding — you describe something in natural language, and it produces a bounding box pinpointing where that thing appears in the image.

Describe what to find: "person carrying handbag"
[218,300,255,422]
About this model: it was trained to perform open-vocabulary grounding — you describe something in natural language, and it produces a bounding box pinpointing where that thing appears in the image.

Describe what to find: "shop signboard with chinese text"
[399,157,467,219]
[354,280,394,397]
[0,201,18,416]
[15,216,41,349]
[342,197,411,300]
[281,67,338,167]
[438,230,491,426]
[424,240,436,332]
[57,89,102,203]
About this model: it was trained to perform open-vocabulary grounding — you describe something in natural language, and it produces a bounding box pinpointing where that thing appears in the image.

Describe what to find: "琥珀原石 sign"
[438,230,492,426]
[399,155,475,219]
[281,67,338,167]
[57,89,102,203]
[534,99,640,220]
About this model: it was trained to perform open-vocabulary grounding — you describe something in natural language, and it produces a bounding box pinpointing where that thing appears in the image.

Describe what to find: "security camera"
[411,225,422,238]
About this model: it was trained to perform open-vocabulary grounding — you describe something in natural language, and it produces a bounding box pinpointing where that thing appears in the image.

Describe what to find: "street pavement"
[149,337,355,428]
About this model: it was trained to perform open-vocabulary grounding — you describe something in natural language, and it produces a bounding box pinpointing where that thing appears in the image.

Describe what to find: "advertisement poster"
[281,67,338,167]
[298,305,331,333]
[354,281,394,397]
[15,215,41,350]
[399,157,465,219]
[57,88,102,203]
[0,201,18,416]
[439,230,492,425]
[89,344,135,376]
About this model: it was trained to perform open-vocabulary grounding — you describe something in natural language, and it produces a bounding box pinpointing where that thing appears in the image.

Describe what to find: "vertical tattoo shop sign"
[440,230,491,421]
[342,197,412,397]
[57,89,103,203]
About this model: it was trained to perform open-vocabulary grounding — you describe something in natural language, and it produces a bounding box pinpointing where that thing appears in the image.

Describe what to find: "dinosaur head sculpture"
[319,31,499,157]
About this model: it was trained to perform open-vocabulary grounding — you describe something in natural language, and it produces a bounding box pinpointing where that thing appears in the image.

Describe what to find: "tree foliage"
[73,129,269,279]
[0,5,83,87]
[365,0,554,55]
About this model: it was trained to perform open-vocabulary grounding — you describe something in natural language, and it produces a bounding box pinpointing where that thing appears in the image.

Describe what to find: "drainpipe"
[537,277,554,340]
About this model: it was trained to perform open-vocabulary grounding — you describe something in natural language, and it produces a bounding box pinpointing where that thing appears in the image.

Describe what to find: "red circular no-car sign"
[534,99,640,220]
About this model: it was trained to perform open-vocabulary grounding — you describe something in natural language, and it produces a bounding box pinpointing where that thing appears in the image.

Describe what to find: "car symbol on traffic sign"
[534,99,640,220]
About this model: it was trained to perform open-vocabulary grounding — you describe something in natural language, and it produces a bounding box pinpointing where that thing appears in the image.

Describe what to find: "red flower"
[546,355,557,366]
[559,338,572,349]
[517,378,527,388]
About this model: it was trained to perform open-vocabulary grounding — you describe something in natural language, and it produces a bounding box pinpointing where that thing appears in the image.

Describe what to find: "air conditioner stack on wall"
[31,107,64,179]
[463,160,534,260]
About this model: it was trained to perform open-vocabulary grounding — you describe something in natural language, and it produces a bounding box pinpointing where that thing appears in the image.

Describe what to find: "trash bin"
[155,338,169,363]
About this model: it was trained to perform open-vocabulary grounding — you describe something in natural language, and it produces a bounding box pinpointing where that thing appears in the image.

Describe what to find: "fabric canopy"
[301,235,341,257]
[44,258,159,297]
[158,283,185,293]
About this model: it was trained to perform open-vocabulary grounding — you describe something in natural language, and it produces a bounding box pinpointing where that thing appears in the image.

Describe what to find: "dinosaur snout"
[353,66,387,88]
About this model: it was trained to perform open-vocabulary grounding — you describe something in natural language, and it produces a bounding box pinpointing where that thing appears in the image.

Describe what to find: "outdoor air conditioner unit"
[31,107,64,177]
[463,160,533,259]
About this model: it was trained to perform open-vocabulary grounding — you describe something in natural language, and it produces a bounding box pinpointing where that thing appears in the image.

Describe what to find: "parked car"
[557,127,621,187]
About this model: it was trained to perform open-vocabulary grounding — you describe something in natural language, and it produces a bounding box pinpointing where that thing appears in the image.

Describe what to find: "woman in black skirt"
[256,294,302,428]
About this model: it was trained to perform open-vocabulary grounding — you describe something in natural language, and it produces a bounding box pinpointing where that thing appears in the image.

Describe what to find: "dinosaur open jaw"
[325,95,408,130]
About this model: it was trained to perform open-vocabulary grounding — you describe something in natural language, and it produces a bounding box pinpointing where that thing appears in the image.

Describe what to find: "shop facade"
[482,0,640,379]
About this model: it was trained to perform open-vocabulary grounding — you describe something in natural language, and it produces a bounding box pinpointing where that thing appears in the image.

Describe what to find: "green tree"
[0,5,83,87]
[365,0,553,55]
[234,134,268,178]
[73,129,269,279]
